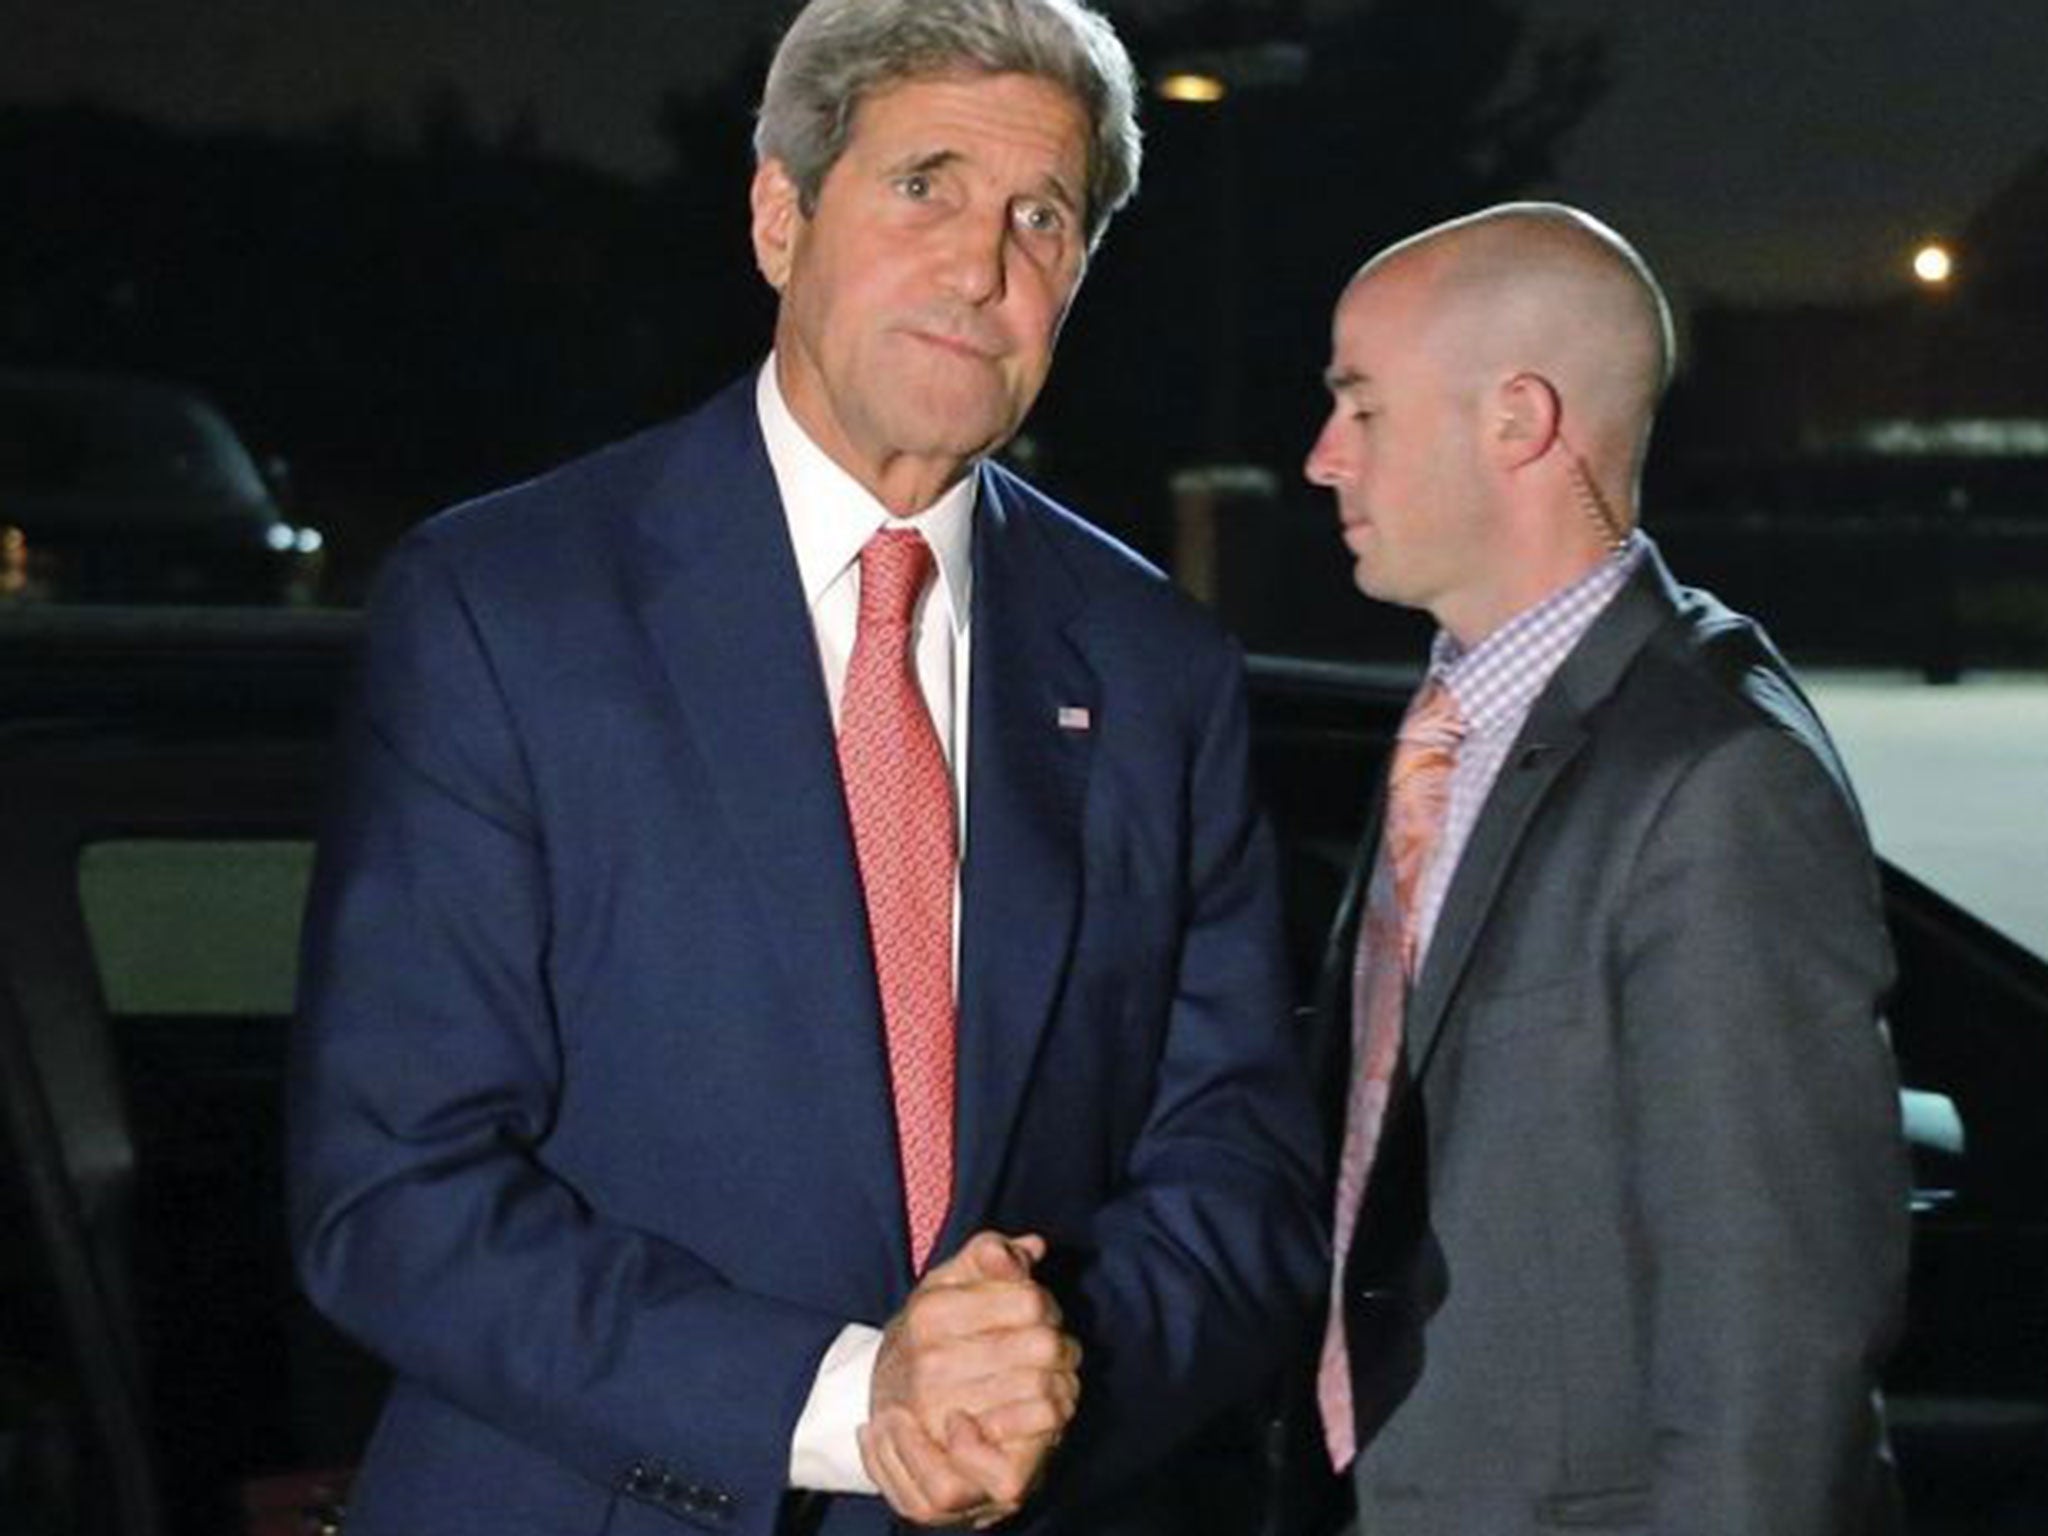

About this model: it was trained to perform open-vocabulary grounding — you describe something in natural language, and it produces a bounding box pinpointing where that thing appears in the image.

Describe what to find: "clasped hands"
[862,1231,1081,1528]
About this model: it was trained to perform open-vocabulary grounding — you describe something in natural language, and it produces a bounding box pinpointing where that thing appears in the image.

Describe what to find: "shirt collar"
[756,357,975,633]
[1430,532,1647,736]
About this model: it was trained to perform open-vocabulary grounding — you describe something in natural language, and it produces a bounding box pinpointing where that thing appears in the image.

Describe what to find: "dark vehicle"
[0,371,322,606]
[0,610,2042,1535]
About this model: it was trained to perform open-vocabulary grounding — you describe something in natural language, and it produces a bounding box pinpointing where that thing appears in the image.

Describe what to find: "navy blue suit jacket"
[288,376,1325,1536]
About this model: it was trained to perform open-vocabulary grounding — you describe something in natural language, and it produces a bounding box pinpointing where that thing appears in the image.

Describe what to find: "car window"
[77,840,314,1018]
[0,378,272,513]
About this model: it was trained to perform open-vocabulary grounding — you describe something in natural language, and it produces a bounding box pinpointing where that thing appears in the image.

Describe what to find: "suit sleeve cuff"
[788,1323,883,1493]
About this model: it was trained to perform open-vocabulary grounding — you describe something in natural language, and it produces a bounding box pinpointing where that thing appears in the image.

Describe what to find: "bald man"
[1302,203,1909,1535]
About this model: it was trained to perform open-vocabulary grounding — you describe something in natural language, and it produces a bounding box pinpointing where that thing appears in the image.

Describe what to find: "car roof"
[0,368,278,526]
[0,605,355,733]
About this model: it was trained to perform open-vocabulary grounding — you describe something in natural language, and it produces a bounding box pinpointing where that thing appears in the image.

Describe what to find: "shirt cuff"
[789,1323,883,1493]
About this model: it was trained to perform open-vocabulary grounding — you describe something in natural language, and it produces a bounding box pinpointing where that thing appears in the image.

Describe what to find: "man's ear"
[1492,372,1561,469]
[750,159,803,292]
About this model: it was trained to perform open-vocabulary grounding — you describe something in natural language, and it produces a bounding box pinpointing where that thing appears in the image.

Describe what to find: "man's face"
[753,71,1091,510]
[1303,268,1498,623]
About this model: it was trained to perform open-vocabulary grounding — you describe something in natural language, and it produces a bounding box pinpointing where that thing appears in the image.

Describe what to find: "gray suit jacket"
[1331,542,1910,1536]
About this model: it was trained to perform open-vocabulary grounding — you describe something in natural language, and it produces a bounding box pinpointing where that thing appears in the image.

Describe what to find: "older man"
[1305,203,1909,1535]
[287,4,1323,1534]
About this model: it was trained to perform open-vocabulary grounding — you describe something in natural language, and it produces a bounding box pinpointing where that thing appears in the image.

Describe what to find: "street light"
[1151,42,1309,97]
[1157,72,1227,104]
[1912,241,1954,287]
[1907,237,1963,680]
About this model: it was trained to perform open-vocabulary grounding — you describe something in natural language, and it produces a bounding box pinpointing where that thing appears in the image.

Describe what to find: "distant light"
[0,524,28,598]
[268,522,326,555]
[1855,418,2048,458]
[1912,242,1954,286]
[1158,72,1228,104]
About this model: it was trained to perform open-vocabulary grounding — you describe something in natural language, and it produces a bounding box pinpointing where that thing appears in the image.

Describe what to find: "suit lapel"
[625,380,905,1260]
[1404,548,1683,1076]
[1402,705,1588,1072]
[947,469,1095,1238]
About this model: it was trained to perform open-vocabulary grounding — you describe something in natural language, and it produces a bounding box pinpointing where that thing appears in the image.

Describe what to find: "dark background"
[4,0,2046,664]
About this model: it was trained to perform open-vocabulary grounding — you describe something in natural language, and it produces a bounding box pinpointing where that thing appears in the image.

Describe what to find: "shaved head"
[1306,202,1676,642]
[1355,202,1674,485]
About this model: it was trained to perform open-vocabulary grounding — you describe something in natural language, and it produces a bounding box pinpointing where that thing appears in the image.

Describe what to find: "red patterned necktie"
[1316,676,1466,1469]
[837,528,956,1274]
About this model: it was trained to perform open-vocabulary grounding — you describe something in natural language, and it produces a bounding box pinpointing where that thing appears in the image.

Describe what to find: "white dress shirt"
[755,360,976,1494]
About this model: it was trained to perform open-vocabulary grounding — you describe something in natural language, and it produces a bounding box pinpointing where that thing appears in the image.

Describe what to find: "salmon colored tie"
[837,529,956,1274]
[1317,676,1465,1469]
[1384,678,1466,978]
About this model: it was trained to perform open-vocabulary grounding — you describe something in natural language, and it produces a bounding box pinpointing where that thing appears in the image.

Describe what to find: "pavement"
[1804,671,2048,961]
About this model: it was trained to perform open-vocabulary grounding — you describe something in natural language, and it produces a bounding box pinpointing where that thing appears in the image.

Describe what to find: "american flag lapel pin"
[1056,705,1092,733]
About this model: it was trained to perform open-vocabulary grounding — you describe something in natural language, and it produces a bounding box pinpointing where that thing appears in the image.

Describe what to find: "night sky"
[4,0,2043,307]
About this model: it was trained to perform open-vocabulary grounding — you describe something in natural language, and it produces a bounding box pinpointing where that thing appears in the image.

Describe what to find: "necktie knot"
[1397,677,1465,755]
[859,528,935,632]
[1386,676,1465,964]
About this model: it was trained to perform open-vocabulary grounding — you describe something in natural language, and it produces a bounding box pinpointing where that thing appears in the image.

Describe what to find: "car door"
[0,609,381,1536]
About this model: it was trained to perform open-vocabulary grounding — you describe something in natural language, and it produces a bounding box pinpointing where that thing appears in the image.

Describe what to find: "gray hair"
[755,0,1142,249]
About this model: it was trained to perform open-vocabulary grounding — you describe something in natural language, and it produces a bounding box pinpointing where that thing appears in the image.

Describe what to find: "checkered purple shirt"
[1408,535,1647,964]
